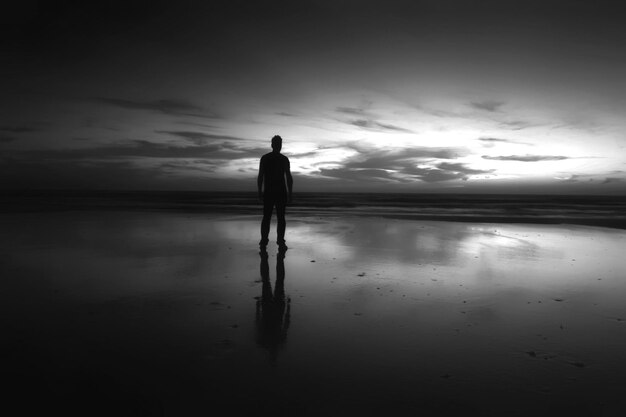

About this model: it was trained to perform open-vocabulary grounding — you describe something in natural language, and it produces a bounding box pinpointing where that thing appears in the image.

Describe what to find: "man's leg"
[276,201,286,246]
[260,198,273,246]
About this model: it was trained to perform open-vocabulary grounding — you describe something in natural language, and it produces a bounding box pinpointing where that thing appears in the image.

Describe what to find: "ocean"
[2,190,626,229]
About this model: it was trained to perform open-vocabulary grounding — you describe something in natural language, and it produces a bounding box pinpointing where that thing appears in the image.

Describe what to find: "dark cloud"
[155,130,249,145]
[316,147,482,184]
[470,100,505,112]
[499,120,536,130]
[401,166,469,183]
[479,137,511,143]
[400,162,492,183]
[351,120,371,128]
[317,144,465,186]
[482,154,569,162]
[338,103,412,133]
[0,158,164,190]
[5,140,265,161]
[0,138,268,189]
[436,162,494,176]
[94,98,219,119]
[0,136,18,143]
[478,137,532,146]
[415,105,467,119]
[336,106,368,116]
[602,177,624,184]
[0,156,251,191]
[174,121,220,129]
[375,122,414,133]
[0,126,38,133]
[159,160,217,174]
[349,119,413,133]
[344,147,465,171]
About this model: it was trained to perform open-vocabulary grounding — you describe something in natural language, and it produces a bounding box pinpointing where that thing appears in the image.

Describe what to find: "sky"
[1,0,626,194]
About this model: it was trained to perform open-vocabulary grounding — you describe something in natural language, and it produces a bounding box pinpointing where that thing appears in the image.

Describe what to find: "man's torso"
[261,152,288,195]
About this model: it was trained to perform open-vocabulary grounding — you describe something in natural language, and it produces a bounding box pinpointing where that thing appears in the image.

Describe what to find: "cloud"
[401,166,469,182]
[436,162,494,176]
[289,150,323,158]
[344,146,465,169]
[315,146,481,184]
[375,122,414,133]
[349,119,413,133]
[479,137,511,143]
[400,162,492,183]
[482,154,569,162]
[470,100,505,112]
[0,139,269,189]
[318,168,396,182]
[414,104,467,119]
[499,120,536,130]
[353,146,460,161]
[336,106,367,116]
[94,97,219,118]
[602,177,624,184]
[0,156,253,191]
[0,158,164,190]
[336,104,413,133]
[5,140,265,161]
[159,160,218,174]
[0,125,39,143]
[155,130,249,145]
[478,137,532,146]
[555,174,583,183]
[350,119,371,128]
[174,121,220,129]
[0,126,38,133]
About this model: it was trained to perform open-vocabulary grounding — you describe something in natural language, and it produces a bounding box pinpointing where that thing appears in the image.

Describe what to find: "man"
[258,135,293,249]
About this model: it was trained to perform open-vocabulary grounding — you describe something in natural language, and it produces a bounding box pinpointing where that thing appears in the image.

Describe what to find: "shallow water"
[2,211,626,416]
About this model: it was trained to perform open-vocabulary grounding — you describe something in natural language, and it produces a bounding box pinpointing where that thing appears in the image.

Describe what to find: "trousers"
[260,193,286,244]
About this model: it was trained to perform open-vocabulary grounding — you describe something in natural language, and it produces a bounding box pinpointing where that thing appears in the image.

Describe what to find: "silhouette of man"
[258,135,293,249]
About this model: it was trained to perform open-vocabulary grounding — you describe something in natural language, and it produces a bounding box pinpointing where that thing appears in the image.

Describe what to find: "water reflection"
[255,247,290,364]
[309,219,549,266]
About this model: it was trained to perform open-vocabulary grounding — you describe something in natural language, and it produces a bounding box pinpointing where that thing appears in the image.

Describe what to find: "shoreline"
[3,204,626,231]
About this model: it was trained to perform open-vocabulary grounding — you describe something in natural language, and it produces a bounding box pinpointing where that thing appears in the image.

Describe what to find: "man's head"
[271,135,282,153]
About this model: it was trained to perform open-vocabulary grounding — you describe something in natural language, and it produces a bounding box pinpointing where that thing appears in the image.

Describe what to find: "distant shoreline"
[2,190,626,230]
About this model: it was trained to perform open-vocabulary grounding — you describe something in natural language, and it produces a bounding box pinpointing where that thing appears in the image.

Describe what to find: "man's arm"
[257,158,264,201]
[285,157,293,203]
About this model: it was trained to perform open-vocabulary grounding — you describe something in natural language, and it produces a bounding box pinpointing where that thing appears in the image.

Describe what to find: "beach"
[2,209,626,416]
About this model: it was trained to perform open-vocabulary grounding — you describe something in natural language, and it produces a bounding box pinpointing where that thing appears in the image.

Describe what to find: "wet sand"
[2,211,626,416]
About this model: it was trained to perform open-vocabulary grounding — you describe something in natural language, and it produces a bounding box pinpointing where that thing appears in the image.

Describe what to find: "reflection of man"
[258,135,293,249]
[256,248,290,364]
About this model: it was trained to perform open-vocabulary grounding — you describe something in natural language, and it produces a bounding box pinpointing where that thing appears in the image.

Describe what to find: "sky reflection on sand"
[2,212,626,415]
